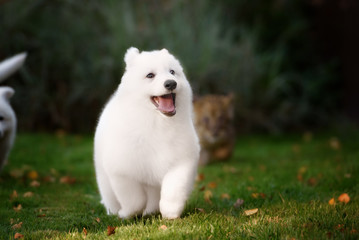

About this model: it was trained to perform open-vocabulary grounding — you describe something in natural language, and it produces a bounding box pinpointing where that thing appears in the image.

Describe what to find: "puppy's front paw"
[160,200,183,219]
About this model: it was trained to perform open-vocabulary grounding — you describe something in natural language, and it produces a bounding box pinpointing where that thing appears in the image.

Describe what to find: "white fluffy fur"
[94,47,200,219]
[0,87,16,170]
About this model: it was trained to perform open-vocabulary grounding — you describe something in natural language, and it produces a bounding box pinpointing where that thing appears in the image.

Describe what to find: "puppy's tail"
[0,52,27,83]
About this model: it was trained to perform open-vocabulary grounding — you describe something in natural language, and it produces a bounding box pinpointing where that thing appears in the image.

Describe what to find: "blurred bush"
[0,0,339,133]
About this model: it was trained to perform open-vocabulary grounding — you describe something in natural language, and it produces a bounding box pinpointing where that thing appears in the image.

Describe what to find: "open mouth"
[151,93,176,116]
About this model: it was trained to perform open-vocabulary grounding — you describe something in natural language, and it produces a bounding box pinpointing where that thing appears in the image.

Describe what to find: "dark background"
[0,0,358,133]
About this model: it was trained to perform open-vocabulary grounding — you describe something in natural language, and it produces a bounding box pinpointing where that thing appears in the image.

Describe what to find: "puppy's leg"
[160,164,196,219]
[108,176,146,219]
[95,165,121,215]
[143,185,161,216]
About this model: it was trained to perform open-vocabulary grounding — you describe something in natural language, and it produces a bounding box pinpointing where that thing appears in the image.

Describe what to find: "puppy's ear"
[0,87,15,102]
[124,47,139,68]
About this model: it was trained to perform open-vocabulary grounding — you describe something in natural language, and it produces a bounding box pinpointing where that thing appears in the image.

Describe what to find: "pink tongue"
[158,95,175,112]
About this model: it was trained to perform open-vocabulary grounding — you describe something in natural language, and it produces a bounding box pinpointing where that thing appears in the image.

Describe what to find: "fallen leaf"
[199,185,206,191]
[43,176,56,183]
[14,233,24,239]
[221,193,230,200]
[159,225,168,230]
[233,198,244,208]
[27,170,39,180]
[23,192,34,198]
[223,166,237,173]
[328,198,335,205]
[10,190,18,200]
[208,182,217,189]
[83,227,88,236]
[60,176,76,184]
[195,208,206,213]
[30,180,40,187]
[12,222,23,230]
[107,226,116,236]
[307,177,317,186]
[329,137,341,150]
[251,193,259,199]
[10,169,25,179]
[259,193,267,199]
[55,129,67,138]
[338,193,350,204]
[303,131,312,142]
[244,208,258,216]
[13,204,22,212]
[196,173,205,182]
[95,217,101,223]
[204,190,213,204]
[37,214,46,218]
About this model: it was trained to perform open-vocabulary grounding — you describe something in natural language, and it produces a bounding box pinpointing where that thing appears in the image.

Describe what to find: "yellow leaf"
[27,170,39,180]
[244,208,258,216]
[221,193,230,200]
[328,198,335,205]
[204,190,213,204]
[251,193,259,199]
[338,193,350,204]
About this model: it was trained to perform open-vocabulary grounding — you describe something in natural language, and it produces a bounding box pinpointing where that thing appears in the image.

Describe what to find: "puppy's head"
[122,48,191,117]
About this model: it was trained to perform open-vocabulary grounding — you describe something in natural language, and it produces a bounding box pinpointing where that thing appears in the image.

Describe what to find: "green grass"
[0,130,358,239]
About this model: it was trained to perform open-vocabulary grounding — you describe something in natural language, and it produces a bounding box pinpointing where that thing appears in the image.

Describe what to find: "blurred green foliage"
[0,0,338,133]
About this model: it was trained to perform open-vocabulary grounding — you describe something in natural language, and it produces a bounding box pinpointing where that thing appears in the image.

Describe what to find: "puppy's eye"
[0,116,4,121]
[146,73,155,78]
[170,70,175,75]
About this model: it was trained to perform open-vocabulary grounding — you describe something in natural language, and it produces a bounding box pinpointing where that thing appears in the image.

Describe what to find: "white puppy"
[94,47,200,219]
[0,87,16,170]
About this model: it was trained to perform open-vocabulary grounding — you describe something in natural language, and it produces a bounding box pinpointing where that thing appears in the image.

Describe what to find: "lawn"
[0,130,358,239]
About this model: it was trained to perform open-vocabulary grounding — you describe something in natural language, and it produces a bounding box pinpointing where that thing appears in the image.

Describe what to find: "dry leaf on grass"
[14,233,24,239]
[83,227,88,236]
[12,222,23,230]
[30,180,40,187]
[221,193,230,200]
[233,198,244,208]
[195,208,206,213]
[60,176,76,184]
[338,193,350,204]
[27,170,39,180]
[13,204,22,212]
[328,198,335,205]
[10,190,18,199]
[159,225,168,230]
[23,192,34,198]
[95,217,101,223]
[329,137,341,150]
[196,173,205,182]
[244,208,258,216]
[107,226,116,236]
[204,190,213,204]
[208,182,217,189]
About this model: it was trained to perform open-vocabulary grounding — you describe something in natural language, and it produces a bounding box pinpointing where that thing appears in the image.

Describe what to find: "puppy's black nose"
[164,80,177,91]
